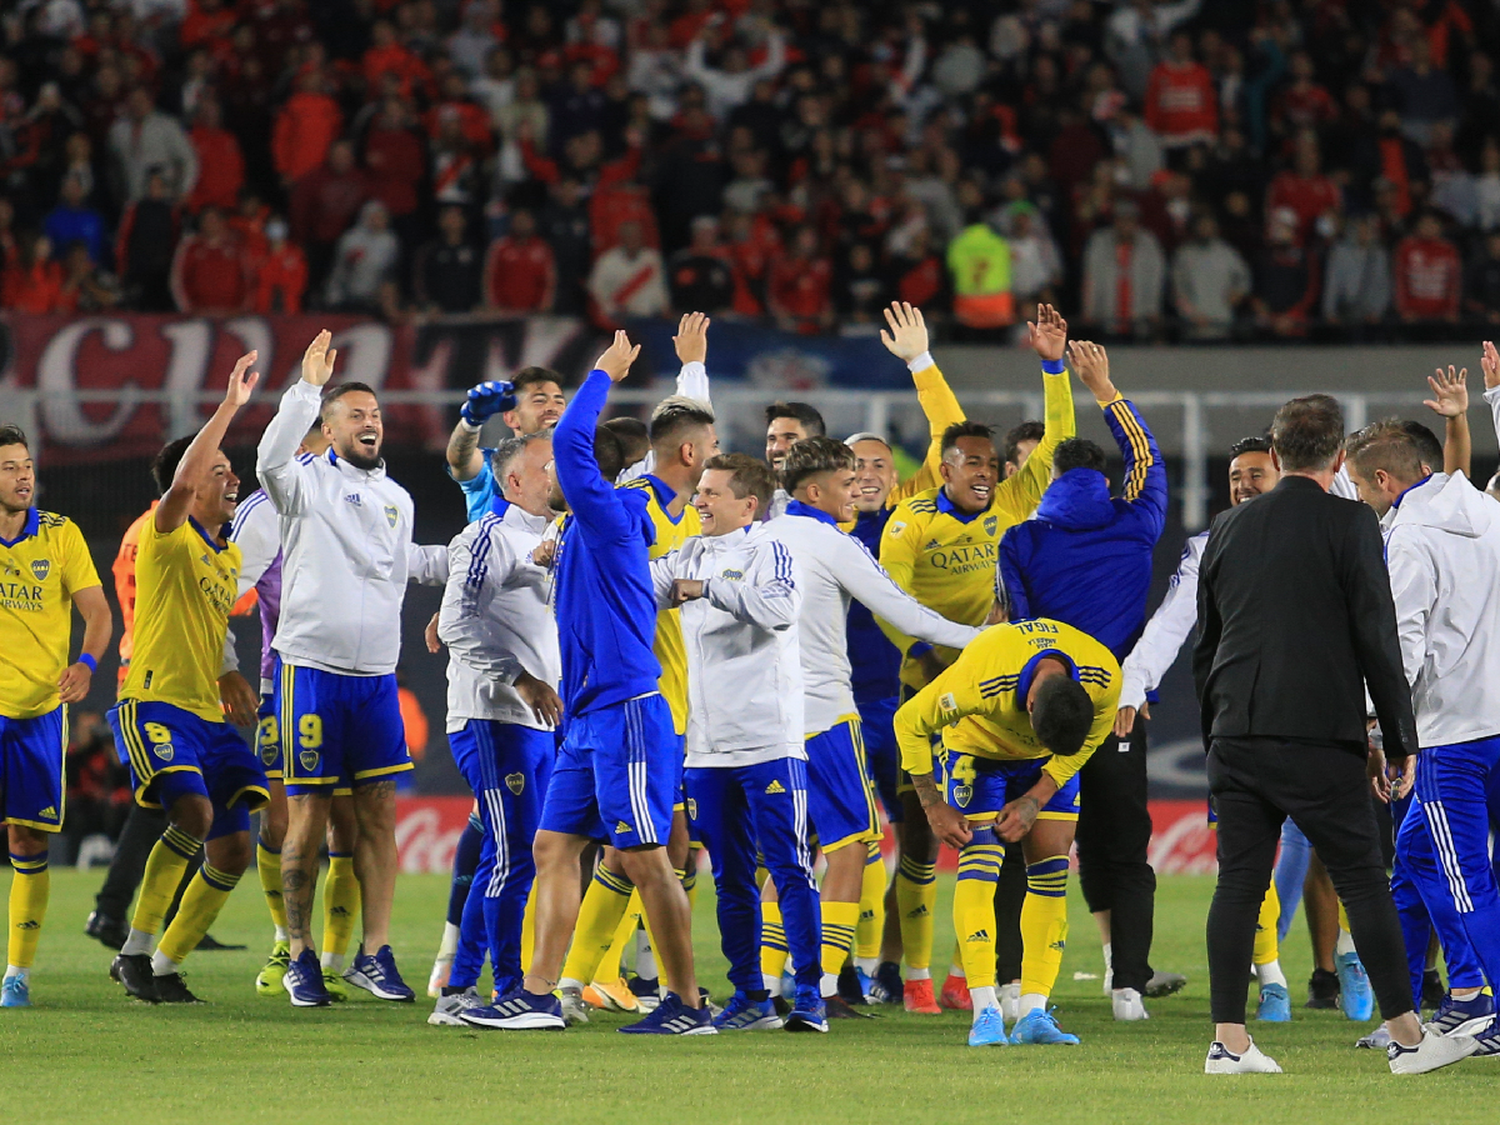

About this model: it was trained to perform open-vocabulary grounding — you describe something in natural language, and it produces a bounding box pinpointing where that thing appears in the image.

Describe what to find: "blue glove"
[460,380,516,426]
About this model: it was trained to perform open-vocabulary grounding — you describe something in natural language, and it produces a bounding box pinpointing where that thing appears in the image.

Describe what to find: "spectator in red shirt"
[170,206,249,313]
[185,99,245,214]
[1273,52,1338,137]
[768,224,834,334]
[484,208,556,313]
[1144,33,1218,149]
[272,69,343,187]
[252,218,308,314]
[1394,211,1462,322]
[1,232,65,313]
[180,0,236,52]
[289,139,370,294]
[1266,134,1342,246]
[363,19,431,99]
[362,96,426,226]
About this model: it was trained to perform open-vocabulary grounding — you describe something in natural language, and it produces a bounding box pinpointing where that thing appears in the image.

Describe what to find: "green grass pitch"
[1,870,1494,1124]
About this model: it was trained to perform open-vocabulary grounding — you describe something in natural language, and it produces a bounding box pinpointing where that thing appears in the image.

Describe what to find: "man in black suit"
[1193,393,1476,1076]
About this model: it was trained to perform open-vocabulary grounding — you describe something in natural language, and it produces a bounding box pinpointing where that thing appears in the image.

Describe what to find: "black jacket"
[1192,475,1417,759]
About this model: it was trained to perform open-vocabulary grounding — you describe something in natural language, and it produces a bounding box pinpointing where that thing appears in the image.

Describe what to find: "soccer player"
[763,402,826,519]
[1114,435,1289,1021]
[894,618,1120,1046]
[429,433,562,1027]
[876,304,1075,1013]
[481,331,711,1034]
[0,426,111,1007]
[229,419,363,1001]
[445,367,569,518]
[764,437,980,1017]
[107,352,268,1004]
[257,330,448,1007]
[649,453,825,1031]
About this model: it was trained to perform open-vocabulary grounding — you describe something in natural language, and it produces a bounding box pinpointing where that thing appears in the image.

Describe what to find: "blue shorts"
[256,694,281,779]
[942,749,1080,823]
[857,695,902,823]
[276,662,409,795]
[539,693,678,850]
[109,700,268,840]
[0,706,67,833]
[805,717,881,853]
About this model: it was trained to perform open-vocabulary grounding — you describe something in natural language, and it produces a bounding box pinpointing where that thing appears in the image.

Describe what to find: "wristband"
[458,418,482,433]
[1040,358,1066,375]
[78,653,97,674]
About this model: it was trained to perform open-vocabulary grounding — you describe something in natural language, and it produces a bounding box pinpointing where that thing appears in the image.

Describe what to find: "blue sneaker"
[1256,982,1291,1022]
[854,966,876,1003]
[784,986,828,1033]
[619,990,717,1035]
[1335,951,1374,1022]
[1470,1019,1500,1057]
[713,991,783,1031]
[283,949,331,1008]
[968,1005,1008,1047]
[344,944,415,1002]
[871,961,903,1004]
[1009,1007,1080,1045]
[461,986,566,1029]
[1426,991,1496,1038]
[1,974,30,1008]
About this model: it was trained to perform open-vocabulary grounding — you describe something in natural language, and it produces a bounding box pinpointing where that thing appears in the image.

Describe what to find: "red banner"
[396,796,473,875]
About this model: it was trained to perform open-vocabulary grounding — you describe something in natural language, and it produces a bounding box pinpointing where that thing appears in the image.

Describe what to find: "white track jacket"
[1118,530,1208,710]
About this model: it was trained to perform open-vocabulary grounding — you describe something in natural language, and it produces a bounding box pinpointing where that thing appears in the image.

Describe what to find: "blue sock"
[447,814,485,927]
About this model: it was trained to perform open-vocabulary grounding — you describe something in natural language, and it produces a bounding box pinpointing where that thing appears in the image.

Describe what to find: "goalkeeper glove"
[460,380,516,426]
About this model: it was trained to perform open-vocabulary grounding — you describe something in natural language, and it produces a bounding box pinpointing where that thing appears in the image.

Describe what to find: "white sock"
[559,976,585,992]
[1255,959,1288,989]
[820,971,839,999]
[274,924,289,942]
[1019,991,1047,1016]
[855,956,878,974]
[636,930,656,981]
[321,951,345,973]
[907,967,931,981]
[1452,987,1483,1001]
[150,949,180,977]
[437,920,460,960]
[969,985,997,1016]
[4,964,25,981]
[764,973,783,998]
[1335,929,1356,957]
[1102,941,1112,974]
[948,961,966,980]
[121,927,154,957]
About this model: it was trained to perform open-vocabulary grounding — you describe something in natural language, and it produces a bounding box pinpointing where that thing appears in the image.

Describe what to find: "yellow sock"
[520,883,537,976]
[322,853,360,958]
[158,863,240,964]
[954,842,1004,990]
[7,852,49,970]
[819,900,860,980]
[760,901,789,980]
[856,841,885,961]
[560,867,634,985]
[896,854,937,972]
[1254,881,1281,966]
[1337,898,1350,936]
[130,825,199,937]
[593,891,641,985]
[1019,855,1069,998]
[256,841,287,938]
[681,859,699,912]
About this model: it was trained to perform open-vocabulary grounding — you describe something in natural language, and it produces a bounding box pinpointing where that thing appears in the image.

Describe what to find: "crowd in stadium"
[0,0,1498,339]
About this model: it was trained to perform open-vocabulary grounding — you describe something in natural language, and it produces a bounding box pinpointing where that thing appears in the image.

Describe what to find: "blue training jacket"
[552,368,664,716]
[998,397,1167,662]
[845,506,903,704]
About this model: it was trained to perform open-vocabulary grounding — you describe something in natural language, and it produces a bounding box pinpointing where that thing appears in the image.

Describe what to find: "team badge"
[984,515,997,536]
[29,558,50,580]
[154,742,175,762]
[720,568,743,581]
[685,798,697,820]
[299,749,319,772]
[505,772,525,795]
[261,744,278,766]
[953,783,973,808]
[384,504,399,528]
[939,692,958,715]
[889,521,906,537]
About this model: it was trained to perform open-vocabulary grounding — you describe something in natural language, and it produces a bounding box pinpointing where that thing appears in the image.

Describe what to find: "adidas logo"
[966,929,991,943]
[615,821,632,834]
[924,539,941,550]
[906,905,929,918]
[18,920,39,930]
[765,780,786,795]
[38,806,56,819]
[1049,939,1066,952]
[329,906,349,917]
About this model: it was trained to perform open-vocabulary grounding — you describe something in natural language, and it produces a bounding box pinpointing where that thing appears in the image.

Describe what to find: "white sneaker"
[1356,1025,1392,1050]
[1112,987,1149,1021]
[999,982,1020,1024]
[559,986,591,1026]
[1387,1028,1478,1074]
[1205,1038,1283,1074]
[427,986,482,1026]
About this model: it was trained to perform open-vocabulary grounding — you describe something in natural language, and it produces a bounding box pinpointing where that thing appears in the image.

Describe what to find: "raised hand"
[301,329,337,387]
[674,311,710,365]
[1067,339,1118,403]
[226,350,260,407]
[1027,303,1068,363]
[595,329,641,383]
[1483,341,1500,390]
[879,301,929,363]
[1423,365,1468,418]
[461,380,517,426]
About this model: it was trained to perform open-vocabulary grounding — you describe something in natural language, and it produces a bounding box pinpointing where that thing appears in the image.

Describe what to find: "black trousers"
[1075,714,1156,993]
[1207,736,1412,1023]
[993,843,1027,982]
[94,803,202,923]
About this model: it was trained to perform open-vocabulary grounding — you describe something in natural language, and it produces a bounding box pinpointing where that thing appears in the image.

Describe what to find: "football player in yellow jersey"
[556,316,719,1019]
[875,304,1076,1013]
[895,618,1120,1047]
[106,351,268,1004]
[0,426,112,1008]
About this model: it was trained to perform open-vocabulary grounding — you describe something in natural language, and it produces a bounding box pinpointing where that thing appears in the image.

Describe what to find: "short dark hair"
[780,436,855,495]
[0,424,29,451]
[1031,673,1095,757]
[1400,420,1443,471]
[1344,420,1426,486]
[593,425,625,483]
[1002,421,1045,466]
[514,366,564,396]
[940,420,995,457]
[151,435,194,496]
[1270,394,1344,472]
[1228,435,1271,458]
[765,401,825,438]
[1053,437,1107,476]
[602,416,650,467]
[704,453,777,514]
[648,396,715,453]
[320,381,378,420]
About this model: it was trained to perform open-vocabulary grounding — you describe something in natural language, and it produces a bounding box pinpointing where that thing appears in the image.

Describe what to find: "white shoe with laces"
[1205,1037,1283,1074]
[1112,987,1149,1021]
[1387,1028,1478,1074]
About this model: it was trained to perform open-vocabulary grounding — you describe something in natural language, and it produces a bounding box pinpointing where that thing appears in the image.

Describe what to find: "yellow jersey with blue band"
[894,618,1119,790]
[622,473,699,736]
[879,361,1075,688]
[0,508,102,719]
[120,516,241,723]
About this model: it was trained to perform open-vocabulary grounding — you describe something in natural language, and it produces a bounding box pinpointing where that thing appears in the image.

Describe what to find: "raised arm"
[1071,340,1166,536]
[447,380,516,483]
[1423,364,1470,478]
[1119,537,1204,712]
[879,302,965,504]
[1481,342,1500,455]
[259,332,335,516]
[833,531,979,650]
[553,331,641,544]
[673,311,712,404]
[994,304,1077,521]
[158,350,260,534]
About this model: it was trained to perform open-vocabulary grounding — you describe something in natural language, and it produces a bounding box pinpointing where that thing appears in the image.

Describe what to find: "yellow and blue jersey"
[894,618,1119,791]
[621,473,699,737]
[120,515,242,724]
[0,508,102,720]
